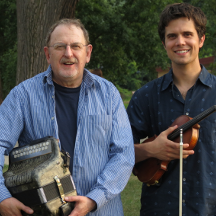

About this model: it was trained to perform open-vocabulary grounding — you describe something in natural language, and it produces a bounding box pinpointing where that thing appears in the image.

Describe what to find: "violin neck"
[168,105,216,140]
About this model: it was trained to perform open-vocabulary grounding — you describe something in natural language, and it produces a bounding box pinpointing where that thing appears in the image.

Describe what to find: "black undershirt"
[54,82,80,172]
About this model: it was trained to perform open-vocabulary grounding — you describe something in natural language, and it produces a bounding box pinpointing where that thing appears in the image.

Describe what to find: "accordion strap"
[61,150,70,168]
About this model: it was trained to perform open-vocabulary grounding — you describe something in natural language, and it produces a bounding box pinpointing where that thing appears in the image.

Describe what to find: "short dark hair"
[45,18,90,46]
[158,3,207,43]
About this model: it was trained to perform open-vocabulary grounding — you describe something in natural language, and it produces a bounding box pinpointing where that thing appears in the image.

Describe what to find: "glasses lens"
[52,43,85,51]
[53,43,66,50]
[70,43,83,50]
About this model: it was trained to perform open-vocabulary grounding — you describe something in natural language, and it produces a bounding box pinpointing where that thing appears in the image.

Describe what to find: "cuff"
[0,185,12,203]
[86,188,107,211]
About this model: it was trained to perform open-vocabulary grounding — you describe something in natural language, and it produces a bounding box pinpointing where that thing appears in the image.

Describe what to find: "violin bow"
[179,129,183,216]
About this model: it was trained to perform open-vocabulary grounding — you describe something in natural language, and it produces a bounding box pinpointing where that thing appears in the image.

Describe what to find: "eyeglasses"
[48,42,88,51]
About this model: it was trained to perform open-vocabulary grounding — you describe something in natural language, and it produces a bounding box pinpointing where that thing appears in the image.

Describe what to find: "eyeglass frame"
[48,42,89,51]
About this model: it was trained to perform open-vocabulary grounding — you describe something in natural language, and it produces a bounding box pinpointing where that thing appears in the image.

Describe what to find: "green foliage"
[1,0,215,97]
[0,0,17,99]
[116,85,133,109]
[75,0,178,88]
[186,0,216,58]
[1,44,17,97]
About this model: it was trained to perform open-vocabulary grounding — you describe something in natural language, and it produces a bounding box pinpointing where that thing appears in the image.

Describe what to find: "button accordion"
[3,137,77,216]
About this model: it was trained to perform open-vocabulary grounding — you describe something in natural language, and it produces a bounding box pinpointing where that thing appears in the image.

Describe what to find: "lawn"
[3,164,8,172]
[121,174,142,216]
[120,90,142,215]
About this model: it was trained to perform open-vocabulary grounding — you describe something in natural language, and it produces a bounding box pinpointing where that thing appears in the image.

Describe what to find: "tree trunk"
[16,0,79,85]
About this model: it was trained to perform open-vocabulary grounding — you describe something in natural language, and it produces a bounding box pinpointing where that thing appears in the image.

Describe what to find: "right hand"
[148,125,194,160]
[0,197,33,216]
[135,125,194,163]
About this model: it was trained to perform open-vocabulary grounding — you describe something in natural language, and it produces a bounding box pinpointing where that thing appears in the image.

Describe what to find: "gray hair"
[45,18,90,46]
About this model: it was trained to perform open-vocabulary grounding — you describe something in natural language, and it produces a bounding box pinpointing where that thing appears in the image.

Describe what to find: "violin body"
[133,115,200,186]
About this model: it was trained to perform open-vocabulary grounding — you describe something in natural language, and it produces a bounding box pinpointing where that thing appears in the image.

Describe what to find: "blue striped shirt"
[0,65,135,216]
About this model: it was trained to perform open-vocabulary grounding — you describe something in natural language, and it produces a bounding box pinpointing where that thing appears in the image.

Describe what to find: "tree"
[16,0,79,85]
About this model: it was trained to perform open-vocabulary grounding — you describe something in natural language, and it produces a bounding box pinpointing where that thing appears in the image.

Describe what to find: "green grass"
[120,88,142,215]
[3,164,8,172]
[122,174,142,216]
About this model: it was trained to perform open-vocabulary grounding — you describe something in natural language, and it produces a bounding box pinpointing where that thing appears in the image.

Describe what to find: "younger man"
[127,3,216,215]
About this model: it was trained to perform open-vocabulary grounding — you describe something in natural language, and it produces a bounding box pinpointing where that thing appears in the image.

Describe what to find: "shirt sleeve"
[85,86,135,209]
[0,87,24,203]
[126,89,150,144]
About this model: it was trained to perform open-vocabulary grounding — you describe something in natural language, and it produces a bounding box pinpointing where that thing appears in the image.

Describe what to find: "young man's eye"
[167,34,176,39]
[184,32,192,37]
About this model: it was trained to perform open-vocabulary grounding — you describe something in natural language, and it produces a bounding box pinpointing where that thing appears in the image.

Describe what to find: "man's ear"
[162,41,166,49]
[199,35,205,49]
[44,46,51,64]
[86,44,93,64]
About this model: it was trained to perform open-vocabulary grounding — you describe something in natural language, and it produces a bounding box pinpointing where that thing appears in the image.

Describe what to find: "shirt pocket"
[77,114,112,167]
[79,114,112,147]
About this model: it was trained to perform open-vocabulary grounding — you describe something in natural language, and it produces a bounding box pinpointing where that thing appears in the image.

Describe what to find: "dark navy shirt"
[127,65,216,216]
[54,82,80,172]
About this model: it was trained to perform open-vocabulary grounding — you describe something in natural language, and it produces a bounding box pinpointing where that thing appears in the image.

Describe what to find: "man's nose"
[64,45,73,57]
[175,35,186,46]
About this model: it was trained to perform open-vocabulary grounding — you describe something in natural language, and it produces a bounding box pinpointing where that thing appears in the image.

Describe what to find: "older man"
[0,19,134,216]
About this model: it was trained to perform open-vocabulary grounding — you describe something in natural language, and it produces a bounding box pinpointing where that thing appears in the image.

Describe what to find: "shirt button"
[182,200,185,203]
[183,178,186,181]
[186,112,189,115]
[51,117,54,120]
[52,95,54,98]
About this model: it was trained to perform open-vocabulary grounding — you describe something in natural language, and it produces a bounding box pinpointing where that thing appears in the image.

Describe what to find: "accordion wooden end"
[3,136,77,216]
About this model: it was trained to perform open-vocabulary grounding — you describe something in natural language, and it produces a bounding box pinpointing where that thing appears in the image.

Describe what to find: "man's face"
[44,24,92,87]
[163,17,205,68]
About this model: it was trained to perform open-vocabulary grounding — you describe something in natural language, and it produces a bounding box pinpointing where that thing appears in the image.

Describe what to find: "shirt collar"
[161,64,212,91]
[43,65,53,85]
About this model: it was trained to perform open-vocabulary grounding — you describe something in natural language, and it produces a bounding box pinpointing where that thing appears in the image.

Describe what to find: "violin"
[133,105,216,186]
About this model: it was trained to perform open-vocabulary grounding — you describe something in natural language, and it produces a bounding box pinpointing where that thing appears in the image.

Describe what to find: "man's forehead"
[50,24,85,42]
[165,18,196,34]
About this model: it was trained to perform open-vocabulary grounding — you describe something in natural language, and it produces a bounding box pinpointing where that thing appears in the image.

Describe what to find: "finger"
[65,195,79,202]
[182,143,189,147]
[17,202,34,215]
[183,149,194,155]
[165,125,178,135]
[20,206,34,215]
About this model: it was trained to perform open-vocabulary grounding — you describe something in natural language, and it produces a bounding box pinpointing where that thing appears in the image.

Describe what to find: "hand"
[0,197,34,216]
[150,125,194,160]
[134,125,195,163]
[64,196,96,216]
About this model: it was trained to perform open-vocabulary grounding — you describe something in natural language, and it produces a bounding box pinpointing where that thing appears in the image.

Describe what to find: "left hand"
[65,195,96,216]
